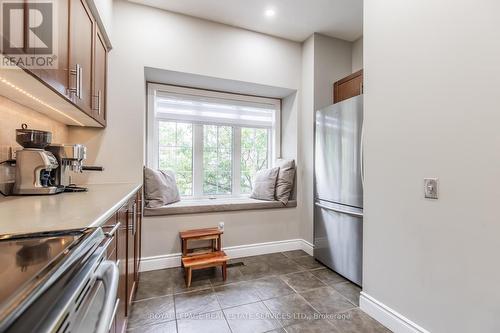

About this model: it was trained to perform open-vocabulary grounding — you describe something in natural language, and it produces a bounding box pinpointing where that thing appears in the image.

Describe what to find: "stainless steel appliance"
[12,125,63,195]
[314,95,364,286]
[0,228,119,333]
[47,144,88,188]
[12,149,62,195]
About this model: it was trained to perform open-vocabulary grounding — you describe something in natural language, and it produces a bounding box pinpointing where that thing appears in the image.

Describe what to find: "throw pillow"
[275,159,296,204]
[250,167,280,201]
[144,167,181,208]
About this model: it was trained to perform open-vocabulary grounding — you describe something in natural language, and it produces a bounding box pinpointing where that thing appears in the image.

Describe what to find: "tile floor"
[128,251,391,333]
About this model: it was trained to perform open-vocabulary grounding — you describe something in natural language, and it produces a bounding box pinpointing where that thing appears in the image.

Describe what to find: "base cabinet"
[102,188,142,333]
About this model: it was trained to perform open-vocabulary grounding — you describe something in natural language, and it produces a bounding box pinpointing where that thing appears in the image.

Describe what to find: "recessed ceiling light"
[264,8,276,17]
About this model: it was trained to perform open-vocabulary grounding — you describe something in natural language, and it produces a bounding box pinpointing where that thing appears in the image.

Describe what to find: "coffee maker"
[46,144,88,191]
[13,125,64,195]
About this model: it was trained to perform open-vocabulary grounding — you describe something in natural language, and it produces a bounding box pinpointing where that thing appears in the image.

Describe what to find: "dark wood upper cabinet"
[333,69,364,104]
[69,0,94,116]
[31,0,70,97]
[92,28,107,125]
[0,0,109,126]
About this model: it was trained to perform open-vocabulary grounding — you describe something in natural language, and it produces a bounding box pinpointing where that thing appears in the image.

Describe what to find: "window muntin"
[148,84,281,198]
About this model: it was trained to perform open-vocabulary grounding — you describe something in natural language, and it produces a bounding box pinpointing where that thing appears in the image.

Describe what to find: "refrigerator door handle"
[314,202,364,218]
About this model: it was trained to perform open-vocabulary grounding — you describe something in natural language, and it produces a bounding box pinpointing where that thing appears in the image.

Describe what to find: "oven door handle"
[94,260,119,333]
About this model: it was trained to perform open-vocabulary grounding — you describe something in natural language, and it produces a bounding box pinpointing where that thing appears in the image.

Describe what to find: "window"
[240,128,269,194]
[158,121,193,196]
[147,84,281,198]
[203,125,233,195]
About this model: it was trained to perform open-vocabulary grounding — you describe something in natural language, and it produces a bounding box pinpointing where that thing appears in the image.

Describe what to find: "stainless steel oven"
[0,228,119,333]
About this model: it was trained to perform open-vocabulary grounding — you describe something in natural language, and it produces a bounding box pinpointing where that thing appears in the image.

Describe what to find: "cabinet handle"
[93,90,102,114]
[104,222,121,238]
[134,203,137,235]
[79,65,83,99]
[98,90,102,115]
[69,64,82,99]
[129,203,137,235]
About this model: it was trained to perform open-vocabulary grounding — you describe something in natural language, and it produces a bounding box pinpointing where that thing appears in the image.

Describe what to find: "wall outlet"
[218,222,225,231]
[424,178,439,199]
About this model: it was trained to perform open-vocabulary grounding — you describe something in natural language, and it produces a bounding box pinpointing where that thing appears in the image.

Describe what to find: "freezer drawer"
[313,200,363,286]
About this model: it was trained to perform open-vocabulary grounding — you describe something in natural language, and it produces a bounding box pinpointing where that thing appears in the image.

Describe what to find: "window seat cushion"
[143,197,297,216]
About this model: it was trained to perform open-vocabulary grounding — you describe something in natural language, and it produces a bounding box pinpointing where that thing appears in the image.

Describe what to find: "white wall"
[70,0,302,184]
[313,34,353,110]
[351,37,363,72]
[94,0,113,34]
[69,1,360,260]
[298,35,315,243]
[363,0,500,332]
[298,33,352,243]
[69,0,302,258]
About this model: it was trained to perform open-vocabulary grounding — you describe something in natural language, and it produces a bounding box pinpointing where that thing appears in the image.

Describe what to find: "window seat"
[143,197,297,216]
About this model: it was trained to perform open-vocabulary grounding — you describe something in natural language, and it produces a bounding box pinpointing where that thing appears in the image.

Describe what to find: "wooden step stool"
[179,227,229,287]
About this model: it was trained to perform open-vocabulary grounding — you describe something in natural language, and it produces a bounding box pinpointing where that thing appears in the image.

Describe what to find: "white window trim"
[147,83,282,199]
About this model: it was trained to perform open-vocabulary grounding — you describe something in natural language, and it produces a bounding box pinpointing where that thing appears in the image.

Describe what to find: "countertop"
[0,183,142,237]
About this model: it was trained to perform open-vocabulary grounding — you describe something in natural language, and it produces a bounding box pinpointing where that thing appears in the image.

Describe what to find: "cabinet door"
[126,200,137,311]
[2,1,29,59]
[333,70,363,104]
[134,191,142,282]
[92,28,107,125]
[116,206,128,333]
[69,0,94,115]
[31,0,70,97]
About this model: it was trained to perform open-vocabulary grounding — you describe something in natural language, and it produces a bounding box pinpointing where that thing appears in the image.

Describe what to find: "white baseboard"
[300,239,314,256]
[140,252,182,272]
[140,238,314,272]
[360,292,430,333]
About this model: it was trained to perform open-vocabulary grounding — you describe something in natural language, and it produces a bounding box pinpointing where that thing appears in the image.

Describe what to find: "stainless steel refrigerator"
[314,95,363,286]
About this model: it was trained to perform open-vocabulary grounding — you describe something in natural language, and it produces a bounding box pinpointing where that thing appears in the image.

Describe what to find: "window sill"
[143,197,297,216]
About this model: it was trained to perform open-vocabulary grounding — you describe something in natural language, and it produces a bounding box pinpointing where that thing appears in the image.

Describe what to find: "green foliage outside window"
[203,125,233,195]
[158,121,193,196]
[158,121,270,197]
[240,128,269,193]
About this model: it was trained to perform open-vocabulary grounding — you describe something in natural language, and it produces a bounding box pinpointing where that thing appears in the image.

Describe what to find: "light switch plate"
[424,178,439,199]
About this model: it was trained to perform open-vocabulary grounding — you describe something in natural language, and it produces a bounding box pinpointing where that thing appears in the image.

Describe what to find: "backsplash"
[0,96,69,161]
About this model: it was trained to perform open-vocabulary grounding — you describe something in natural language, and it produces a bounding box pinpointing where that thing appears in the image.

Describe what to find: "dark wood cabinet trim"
[92,26,108,125]
[333,69,364,104]
[335,69,364,86]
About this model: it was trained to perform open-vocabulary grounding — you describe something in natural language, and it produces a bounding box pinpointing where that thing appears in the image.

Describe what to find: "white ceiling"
[128,0,363,42]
